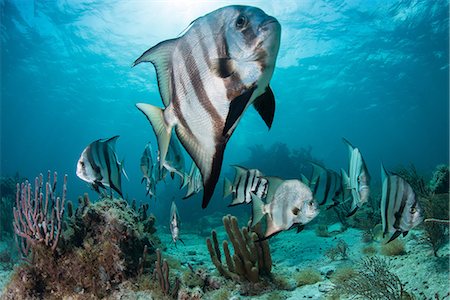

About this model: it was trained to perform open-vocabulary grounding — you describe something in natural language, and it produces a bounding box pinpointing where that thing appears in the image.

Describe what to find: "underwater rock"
[4,195,162,299]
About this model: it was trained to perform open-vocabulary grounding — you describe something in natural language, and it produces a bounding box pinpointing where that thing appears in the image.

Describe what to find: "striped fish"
[140,142,157,198]
[134,5,281,208]
[182,162,203,199]
[341,138,371,216]
[223,165,268,206]
[308,162,341,207]
[76,136,127,197]
[381,164,423,243]
[251,178,319,239]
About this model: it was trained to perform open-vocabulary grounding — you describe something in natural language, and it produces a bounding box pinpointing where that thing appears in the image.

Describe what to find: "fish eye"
[292,207,300,215]
[235,15,248,29]
[410,207,416,214]
[80,161,85,167]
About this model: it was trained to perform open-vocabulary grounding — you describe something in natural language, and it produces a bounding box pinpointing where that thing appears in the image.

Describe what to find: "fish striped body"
[381,164,423,242]
[342,138,371,215]
[309,163,341,207]
[224,166,268,205]
[134,5,281,208]
[76,136,125,197]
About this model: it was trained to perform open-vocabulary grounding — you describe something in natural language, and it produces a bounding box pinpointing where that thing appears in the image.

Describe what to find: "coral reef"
[315,224,332,237]
[324,239,349,261]
[396,164,430,197]
[332,256,414,299]
[361,244,377,256]
[206,215,272,283]
[295,268,322,287]
[4,185,162,299]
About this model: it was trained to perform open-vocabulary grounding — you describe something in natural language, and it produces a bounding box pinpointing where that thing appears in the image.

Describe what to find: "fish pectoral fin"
[402,231,409,237]
[136,103,173,172]
[296,224,305,234]
[253,86,275,129]
[133,39,178,107]
[211,58,235,78]
[223,86,257,136]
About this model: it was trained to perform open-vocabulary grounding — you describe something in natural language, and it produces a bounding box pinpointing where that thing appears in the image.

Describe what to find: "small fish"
[183,162,203,199]
[308,162,341,208]
[341,138,371,216]
[140,142,157,198]
[170,201,184,246]
[251,178,319,239]
[162,137,186,186]
[76,136,128,197]
[381,164,423,243]
[134,5,281,208]
[223,165,268,206]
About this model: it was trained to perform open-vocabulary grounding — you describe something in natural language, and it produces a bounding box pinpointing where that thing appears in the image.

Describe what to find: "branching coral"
[206,215,272,283]
[420,193,449,256]
[333,256,412,299]
[153,248,180,298]
[13,171,66,259]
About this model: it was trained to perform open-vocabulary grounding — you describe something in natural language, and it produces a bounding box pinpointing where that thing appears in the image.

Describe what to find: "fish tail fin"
[300,174,310,186]
[223,177,233,198]
[136,103,172,171]
[250,193,266,227]
[181,173,190,189]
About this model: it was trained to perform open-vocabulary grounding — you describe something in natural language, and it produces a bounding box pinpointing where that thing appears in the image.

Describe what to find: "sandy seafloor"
[0,224,449,299]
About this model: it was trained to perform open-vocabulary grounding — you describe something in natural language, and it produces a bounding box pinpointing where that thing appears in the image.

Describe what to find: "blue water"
[1,0,448,221]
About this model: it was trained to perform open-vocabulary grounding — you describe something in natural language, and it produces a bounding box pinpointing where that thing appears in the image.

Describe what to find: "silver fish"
[341,138,370,216]
[134,5,281,208]
[381,164,423,243]
[170,201,184,246]
[182,162,203,199]
[140,142,157,198]
[162,137,186,186]
[251,178,319,239]
[76,136,128,197]
[223,165,268,206]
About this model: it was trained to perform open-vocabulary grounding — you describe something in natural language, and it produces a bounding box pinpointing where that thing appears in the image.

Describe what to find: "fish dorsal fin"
[211,58,236,78]
[223,177,233,199]
[309,161,326,183]
[223,86,257,136]
[263,176,284,202]
[232,165,247,176]
[342,137,354,161]
[133,38,178,107]
[381,163,389,183]
[104,135,120,149]
[253,86,275,129]
[300,174,310,186]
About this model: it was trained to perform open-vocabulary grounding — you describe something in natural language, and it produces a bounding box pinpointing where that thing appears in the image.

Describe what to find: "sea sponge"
[361,244,377,256]
[380,238,405,256]
[295,268,322,287]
